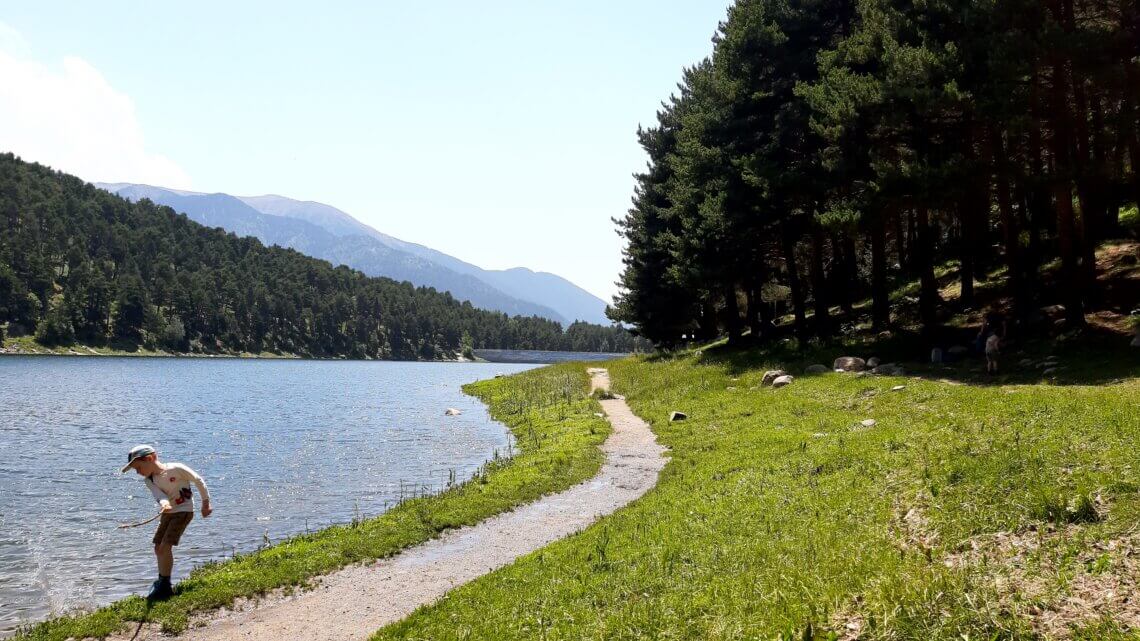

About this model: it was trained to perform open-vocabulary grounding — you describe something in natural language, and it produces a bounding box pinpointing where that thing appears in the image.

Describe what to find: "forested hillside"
[99,184,573,324]
[0,155,646,359]
[610,0,1140,346]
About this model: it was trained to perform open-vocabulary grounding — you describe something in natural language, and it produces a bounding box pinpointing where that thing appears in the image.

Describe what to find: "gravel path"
[145,367,665,641]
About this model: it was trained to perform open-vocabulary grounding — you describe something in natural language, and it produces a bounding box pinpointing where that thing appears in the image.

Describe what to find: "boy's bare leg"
[155,543,174,576]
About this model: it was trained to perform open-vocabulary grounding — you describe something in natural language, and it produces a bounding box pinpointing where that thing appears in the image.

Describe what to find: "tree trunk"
[723,283,743,345]
[1045,0,1087,327]
[1027,95,1049,291]
[958,197,976,307]
[697,298,718,341]
[915,205,940,334]
[906,209,918,275]
[992,127,1025,318]
[745,282,762,340]
[758,286,776,338]
[893,208,908,269]
[810,224,832,336]
[829,233,854,317]
[842,234,857,316]
[870,214,890,330]
[781,226,808,340]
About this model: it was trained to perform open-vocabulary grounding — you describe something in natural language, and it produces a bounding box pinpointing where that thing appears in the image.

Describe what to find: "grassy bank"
[0,334,297,359]
[16,364,610,640]
[374,346,1140,640]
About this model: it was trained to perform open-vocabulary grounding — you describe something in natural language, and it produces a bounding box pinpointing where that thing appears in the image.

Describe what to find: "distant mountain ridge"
[96,183,612,325]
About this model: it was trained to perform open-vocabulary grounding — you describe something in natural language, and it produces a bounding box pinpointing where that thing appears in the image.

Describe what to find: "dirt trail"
[149,367,664,641]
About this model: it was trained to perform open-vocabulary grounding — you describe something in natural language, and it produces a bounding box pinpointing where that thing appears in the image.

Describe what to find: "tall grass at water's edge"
[374,352,1140,641]
[14,363,610,640]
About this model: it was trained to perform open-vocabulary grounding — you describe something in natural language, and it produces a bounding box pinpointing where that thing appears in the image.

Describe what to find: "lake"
[0,356,540,636]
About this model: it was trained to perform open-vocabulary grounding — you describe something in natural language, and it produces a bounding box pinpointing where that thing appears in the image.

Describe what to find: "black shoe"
[147,579,173,601]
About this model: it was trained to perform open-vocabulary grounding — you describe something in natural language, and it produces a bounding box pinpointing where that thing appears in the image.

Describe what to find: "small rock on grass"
[891,385,906,391]
[833,357,867,372]
[860,419,877,428]
[772,375,795,388]
[872,363,905,376]
[670,411,688,421]
[762,369,788,386]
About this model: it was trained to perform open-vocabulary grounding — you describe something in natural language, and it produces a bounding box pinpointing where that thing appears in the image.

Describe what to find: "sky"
[0,2,731,303]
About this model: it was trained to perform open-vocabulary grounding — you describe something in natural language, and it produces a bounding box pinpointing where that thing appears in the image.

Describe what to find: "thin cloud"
[0,22,191,189]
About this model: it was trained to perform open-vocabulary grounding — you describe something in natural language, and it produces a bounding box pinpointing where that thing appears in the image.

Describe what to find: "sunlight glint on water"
[0,357,539,636]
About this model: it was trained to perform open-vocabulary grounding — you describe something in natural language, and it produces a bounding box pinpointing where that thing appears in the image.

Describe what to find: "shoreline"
[13,364,613,641]
[150,368,664,641]
[0,338,628,364]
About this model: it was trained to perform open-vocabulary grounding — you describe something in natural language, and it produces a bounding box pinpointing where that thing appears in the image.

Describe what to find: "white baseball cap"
[120,444,156,473]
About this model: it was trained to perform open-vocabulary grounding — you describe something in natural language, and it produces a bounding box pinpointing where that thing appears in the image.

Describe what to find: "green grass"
[1120,204,1138,233]
[373,347,1140,640]
[16,363,610,640]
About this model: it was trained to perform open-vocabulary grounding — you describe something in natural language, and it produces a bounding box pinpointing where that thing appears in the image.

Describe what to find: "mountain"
[95,184,572,324]
[481,268,614,329]
[235,194,614,325]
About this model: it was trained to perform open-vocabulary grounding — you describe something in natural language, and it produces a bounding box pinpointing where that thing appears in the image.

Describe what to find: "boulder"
[1043,367,1058,376]
[772,375,795,388]
[1132,335,1140,348]
[805,364,829,374]
[762,369,788,386]
[872,363,905,376]
[833,357,867,372]
[669,411,688,422]
[444,408,462,416]
[930,348,944,364]
[866,357,881,368]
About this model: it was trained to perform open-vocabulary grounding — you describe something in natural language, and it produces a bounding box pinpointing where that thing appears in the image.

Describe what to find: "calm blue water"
[0,357,538,636]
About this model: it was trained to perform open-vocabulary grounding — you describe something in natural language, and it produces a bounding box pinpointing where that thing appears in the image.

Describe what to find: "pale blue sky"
[0,2,730,303]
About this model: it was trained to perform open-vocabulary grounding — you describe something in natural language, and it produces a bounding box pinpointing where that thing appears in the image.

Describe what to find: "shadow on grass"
[692,325,1138,387]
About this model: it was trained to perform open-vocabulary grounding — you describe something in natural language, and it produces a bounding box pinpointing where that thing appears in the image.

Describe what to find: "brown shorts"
[153,512,193,546]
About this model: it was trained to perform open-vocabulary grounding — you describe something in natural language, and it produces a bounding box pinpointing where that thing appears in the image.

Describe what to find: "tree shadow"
[694,325,1138,387]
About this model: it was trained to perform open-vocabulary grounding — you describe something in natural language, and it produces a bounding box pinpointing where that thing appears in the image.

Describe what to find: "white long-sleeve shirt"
[145,462,210,514]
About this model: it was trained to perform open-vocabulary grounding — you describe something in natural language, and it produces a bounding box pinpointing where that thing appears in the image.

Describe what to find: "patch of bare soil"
[835,494,1138,639]
[944,521,1140,640]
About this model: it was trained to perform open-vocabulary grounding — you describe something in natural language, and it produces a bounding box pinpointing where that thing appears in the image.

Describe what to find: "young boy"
[121,444,212,600]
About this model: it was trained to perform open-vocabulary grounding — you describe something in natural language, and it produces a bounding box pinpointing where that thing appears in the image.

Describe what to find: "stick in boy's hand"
[117,512,163,529]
